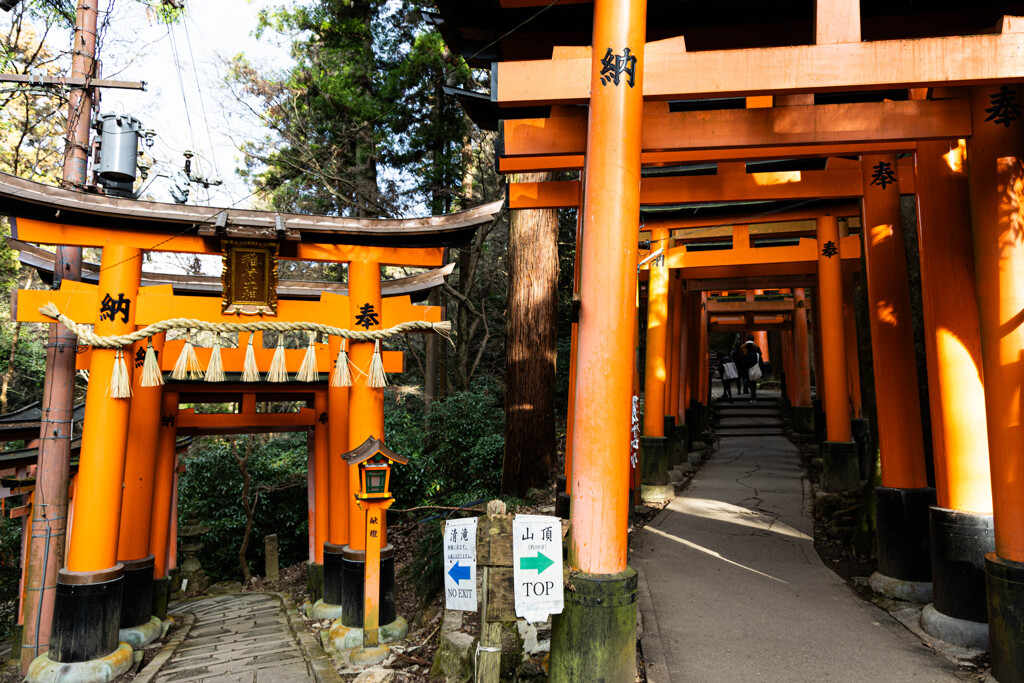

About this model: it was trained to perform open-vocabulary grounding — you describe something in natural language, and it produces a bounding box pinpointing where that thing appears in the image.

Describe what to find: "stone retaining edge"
[636,558,672,683]
[133,612,195,683]
[274,592,344,683]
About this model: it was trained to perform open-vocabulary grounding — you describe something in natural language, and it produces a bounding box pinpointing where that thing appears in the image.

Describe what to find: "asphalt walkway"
[634,396,962,682]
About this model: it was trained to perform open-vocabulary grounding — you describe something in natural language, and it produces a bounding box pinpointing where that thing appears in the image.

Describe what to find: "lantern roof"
[342,437,409,467]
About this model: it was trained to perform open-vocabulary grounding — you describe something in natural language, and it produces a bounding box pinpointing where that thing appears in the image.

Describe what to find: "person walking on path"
[717,351,739,401]
[730,343,747,395]
[740,336,764,402]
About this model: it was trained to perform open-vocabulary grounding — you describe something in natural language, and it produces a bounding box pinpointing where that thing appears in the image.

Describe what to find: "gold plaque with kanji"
[221,240,279,316]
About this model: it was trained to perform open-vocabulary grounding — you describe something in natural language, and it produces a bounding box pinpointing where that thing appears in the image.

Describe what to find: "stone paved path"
[153,594,316,683]
[636,396,962,682]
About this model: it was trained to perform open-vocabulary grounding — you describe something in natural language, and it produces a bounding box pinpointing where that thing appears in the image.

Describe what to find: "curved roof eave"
[0,172,504,249]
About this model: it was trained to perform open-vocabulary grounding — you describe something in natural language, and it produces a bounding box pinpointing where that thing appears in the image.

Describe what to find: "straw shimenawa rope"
[41,302,452,396]
[38,302,452,348]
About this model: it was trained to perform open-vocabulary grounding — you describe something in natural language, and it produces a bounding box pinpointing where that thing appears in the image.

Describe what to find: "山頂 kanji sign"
[443,517,478,612]
[512,514,563,622]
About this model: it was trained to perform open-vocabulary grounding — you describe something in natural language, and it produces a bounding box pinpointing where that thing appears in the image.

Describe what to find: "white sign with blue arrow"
[443,517,478,612]
[512,514,564,623]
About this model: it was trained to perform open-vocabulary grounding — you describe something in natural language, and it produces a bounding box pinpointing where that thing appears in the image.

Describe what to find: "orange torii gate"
[3,172,500,676]
[433,1,1024,677]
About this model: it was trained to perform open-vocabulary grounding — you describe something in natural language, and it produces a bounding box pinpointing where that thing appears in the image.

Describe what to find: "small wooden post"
[476,500,512,682]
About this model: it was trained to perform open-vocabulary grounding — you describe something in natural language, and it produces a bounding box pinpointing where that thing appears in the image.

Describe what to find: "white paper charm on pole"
[442,517,478,612]
[512,514,564,623]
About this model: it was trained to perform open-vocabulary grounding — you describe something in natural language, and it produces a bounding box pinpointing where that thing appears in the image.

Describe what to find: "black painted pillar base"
[340,545,396,628]
[691,399,708,435]
[307,561,324,605]
[549,567,637,683]
[640,436,673,503]
[9,623,22,664]
[555,476,570,520]
[876,487,935,583]
[851,418,872,481]
[120,555,155,629]
[792,406,814,434]
[812,398,825,446]
[663,417,678,464]
[673,423,689,467]
[640,436,669,487]
[930,507,994,625]
[986,553,1024,683]
[50,564,124,663]
[323,543,345,606]
[151,577,170,620]
[821,441,860,492]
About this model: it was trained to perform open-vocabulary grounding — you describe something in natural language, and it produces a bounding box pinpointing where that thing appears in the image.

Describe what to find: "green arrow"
[519,551,554,573]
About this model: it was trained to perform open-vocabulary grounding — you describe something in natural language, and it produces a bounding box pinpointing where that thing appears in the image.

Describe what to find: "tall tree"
[501,173,559,494]
[231,0,388,217]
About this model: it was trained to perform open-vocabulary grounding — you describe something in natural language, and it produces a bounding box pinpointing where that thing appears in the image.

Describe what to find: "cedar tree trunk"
[501,172,558,495]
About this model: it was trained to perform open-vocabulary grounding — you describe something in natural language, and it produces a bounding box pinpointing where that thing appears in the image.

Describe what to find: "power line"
[182,14,220,181]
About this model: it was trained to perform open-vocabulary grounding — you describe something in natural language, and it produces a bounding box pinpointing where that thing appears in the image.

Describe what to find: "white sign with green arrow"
[512,514,564,622]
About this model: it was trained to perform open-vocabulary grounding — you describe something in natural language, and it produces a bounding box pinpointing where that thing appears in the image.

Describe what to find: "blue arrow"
[448,561,471,584]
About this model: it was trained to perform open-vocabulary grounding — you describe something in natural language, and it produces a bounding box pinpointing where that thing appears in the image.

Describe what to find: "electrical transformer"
[94,112,144,183]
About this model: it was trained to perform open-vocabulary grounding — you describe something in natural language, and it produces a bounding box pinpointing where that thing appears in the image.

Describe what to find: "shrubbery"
[174,381,505,584]
[388,378,505,508]
[177,432,308,582]
[0,515,21,639]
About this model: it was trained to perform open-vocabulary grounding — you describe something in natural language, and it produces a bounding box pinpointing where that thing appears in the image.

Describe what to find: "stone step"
[715,412,782,421]
[715,427,787,437]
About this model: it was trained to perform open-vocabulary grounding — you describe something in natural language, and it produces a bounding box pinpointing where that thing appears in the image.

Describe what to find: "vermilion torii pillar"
[667,270,686,461]
[550,0,646,677]
[312,391,329,568]
[149,391,178,614]
[640,227,673,502]
[332,259,401,638]
[816,216,859,492]
[29,246,143,678]
[841,269,863,419]
[116,332,166,646]
[968,83,1024,680]
[792,288,814,432]
[859,153,935,602]
[915,138,995,649]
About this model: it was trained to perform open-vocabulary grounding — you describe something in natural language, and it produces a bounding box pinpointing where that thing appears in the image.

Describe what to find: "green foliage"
[177,433,309,582]
[233,0,478,218]
[421,379,505,504]
[405,519,443,601]
[381,28,473,214]
[385,379,505,508]
[0,515,21,639]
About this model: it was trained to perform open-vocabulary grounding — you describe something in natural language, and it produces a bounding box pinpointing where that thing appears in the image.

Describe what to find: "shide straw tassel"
[108,349,132,398]
[242,334,260,382]
[205,334,225,382]
[331,339,352,388]
[267,335,289,382]
[141,338,164,387]
[297,332,318,382]
[367,339,387,388]
[172,330,203,380]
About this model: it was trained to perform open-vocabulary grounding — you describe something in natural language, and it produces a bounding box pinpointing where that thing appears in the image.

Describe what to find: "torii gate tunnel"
[431,0,1024,679]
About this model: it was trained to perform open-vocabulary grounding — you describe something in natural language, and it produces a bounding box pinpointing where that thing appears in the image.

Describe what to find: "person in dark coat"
[730,343,747,394]
[740,336,764,401]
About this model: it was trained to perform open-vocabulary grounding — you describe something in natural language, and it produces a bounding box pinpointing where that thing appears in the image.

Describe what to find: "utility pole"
[20,0,94,672]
